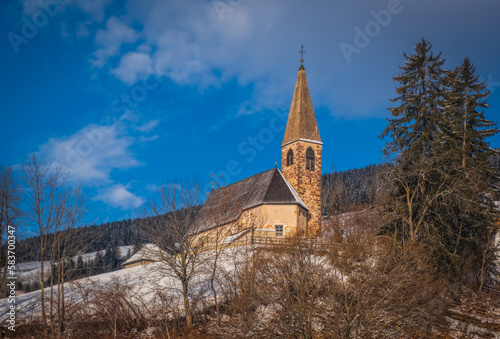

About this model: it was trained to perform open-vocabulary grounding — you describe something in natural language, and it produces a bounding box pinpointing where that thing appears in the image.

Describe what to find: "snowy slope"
[0,247,246,322]
[4,246,135,285]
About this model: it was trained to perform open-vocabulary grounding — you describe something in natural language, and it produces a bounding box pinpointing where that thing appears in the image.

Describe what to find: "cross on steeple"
[299,43,305,64]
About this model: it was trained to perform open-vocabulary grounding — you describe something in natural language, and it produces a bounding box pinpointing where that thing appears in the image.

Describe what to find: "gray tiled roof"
[188,168,307,235]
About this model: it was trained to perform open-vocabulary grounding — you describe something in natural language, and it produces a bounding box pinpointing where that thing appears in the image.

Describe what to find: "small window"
[306,147,315,171]
[287,149,294,166]
[275,225,284,237]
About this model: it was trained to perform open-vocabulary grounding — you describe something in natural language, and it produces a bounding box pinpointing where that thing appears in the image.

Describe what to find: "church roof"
[188,168,307,235]
[123,243,164,266]
[282,65,322,145]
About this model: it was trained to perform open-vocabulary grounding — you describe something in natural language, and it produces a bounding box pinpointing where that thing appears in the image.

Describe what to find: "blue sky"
[2,0,500,225]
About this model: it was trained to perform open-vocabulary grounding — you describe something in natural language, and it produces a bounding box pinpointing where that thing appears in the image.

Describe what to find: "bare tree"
[141,178,205,330]
[206,246,267,338]
[324,232,449,338]
[0,164,21,296]
[260,238,333,339]
[209,215,449,338]
[50,185,86,335]
[21,154,85,335]
[199,175,247,325]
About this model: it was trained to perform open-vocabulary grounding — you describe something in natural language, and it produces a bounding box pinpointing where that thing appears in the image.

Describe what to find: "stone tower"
[281,63,322,236]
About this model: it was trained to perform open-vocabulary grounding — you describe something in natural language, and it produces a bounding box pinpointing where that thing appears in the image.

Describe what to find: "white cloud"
[37,118,160,211]
[145,183,159,192]
[139,135,159,143]
[82,0,500,119]
[119,113,160,133]
[72,0,112,22]
[93,0,307,106]
[39,121,142,185]
[94,184,144,210]
[111,52,153,85]
[91,17,140,67]
[136,119,159,132]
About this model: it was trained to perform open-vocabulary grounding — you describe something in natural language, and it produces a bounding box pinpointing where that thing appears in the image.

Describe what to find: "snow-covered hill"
[0,247,243,323]
[5,245,134,284]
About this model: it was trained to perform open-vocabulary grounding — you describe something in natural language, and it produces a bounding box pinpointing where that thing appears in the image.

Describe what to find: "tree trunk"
[182,280,192,329]
[210,251,221,324]
[462,87,468,168]
[40,240,47,335]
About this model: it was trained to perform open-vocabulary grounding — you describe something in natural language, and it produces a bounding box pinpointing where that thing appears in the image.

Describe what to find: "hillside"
[12,164,385,264]
[2,241,498,338]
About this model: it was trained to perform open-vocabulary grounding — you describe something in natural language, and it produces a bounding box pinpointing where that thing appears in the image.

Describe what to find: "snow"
[79,245,134,263]
[221,229,250,244]
[0,247,248,322]
[1,246,135,289]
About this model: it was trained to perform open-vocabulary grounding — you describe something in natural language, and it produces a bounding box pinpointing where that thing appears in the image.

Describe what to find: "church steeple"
[281,49,323,236]
[282,64,322,146]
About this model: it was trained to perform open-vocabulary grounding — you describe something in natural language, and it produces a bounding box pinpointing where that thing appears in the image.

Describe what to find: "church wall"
[189,203,308,248]
[239,204,307,237]
[190,223,235,248]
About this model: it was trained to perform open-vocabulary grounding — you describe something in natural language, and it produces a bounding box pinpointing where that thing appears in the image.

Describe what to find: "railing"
[197,235,334,253]
[248,236,332,252]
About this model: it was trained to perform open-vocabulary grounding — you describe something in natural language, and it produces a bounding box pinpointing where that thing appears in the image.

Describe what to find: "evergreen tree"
[444,57,498,170]
[381,38,446,163]
[380,39,449,242]
[440,58,499,286]
[75,255,85,279]
[93,250,104,275]
[103,243,121,271]
[65,258,75,281]
[380,40,498,286]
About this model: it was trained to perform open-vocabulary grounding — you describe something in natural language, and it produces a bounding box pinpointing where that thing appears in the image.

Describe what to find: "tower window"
[287,149,294,166]
[306,147,315,171]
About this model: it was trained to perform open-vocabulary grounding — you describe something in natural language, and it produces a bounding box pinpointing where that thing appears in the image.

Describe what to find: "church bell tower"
[281,46,322,236]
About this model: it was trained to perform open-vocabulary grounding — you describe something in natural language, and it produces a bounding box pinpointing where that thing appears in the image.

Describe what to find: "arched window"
[306,147,315,171]
[287,149,294,166]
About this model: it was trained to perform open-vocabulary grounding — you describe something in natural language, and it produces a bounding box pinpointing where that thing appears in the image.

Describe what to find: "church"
[188,59,323,246]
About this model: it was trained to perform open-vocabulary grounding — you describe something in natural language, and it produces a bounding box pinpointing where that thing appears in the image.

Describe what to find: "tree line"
[6,163,392,264]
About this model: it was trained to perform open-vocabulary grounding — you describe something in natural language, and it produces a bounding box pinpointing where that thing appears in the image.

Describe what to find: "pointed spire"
[282,62,322,145]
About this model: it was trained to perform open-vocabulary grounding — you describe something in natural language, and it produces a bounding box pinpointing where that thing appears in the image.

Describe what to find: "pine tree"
[75,255,85,279]
[103,243,121,271]
[380,39,449,242]
[93,250,104,275]
[444,57,498,171]
[381,38,446,163]
[380,40,499,286]
[440,58,499,287]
